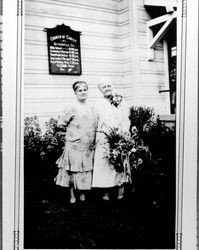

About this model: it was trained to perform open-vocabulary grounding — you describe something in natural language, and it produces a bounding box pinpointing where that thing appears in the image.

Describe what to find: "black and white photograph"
[2,0,198,250]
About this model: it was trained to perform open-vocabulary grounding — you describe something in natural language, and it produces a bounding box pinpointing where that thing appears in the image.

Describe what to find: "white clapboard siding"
[28,0,121,13]
[24,73,125,86]
[25,1,120,23]
[24,0,130,123]
[129,0,170,114]
[118,0,132,105]
[24,0,169,125]
[24,58,126,73]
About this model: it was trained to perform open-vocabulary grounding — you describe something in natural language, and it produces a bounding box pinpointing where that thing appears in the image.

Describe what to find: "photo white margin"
[2,0,198,250]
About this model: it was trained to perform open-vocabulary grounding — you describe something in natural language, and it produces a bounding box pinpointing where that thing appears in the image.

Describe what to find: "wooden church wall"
[24,0,169,127]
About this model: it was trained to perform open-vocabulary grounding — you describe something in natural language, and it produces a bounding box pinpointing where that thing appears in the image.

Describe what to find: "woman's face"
[75,84,88,101]
[100,83,113,98]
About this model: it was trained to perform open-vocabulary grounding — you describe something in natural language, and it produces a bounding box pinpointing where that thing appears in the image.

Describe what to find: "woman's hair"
[98,77,113,91]
[72,81,88,92]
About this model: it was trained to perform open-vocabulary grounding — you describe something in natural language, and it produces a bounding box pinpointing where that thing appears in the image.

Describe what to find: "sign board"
[45,24,82,75]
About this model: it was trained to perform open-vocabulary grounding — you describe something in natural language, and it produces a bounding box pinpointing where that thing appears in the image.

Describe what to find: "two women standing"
[55,78,130,203]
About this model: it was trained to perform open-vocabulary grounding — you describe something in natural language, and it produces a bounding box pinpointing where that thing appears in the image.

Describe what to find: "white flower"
[131,148,137,153]
[131,126,138,134]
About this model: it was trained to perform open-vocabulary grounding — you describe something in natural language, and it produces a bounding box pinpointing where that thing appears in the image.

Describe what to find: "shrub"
[24,109,176,205]
[24,116,42,154]
[40,118,65,185]
[129,106,155,138]
[24,116,65,191]
[128,106,176,207]
[129,106,175,163]
[41,118,65,160]
[24,116,43,190]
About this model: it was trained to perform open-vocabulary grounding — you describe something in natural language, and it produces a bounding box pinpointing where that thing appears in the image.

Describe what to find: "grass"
[24,178,175,249]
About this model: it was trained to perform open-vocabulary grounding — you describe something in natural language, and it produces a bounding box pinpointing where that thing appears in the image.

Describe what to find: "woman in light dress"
[54,81,97,203]
[92,77,130,200]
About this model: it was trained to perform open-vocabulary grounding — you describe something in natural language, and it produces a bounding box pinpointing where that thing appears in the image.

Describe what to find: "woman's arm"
[57,106,74,131]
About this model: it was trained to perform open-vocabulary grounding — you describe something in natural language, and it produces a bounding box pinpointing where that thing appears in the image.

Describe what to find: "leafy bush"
[129,106,175,162]
[41,118,65,185]
[129,106,155,138]
[24,116,42,154]
[128,106,176,208]
[24,116,43,190]
[24,109,175,205]
[24,116,65,191]
[41,118,65,161]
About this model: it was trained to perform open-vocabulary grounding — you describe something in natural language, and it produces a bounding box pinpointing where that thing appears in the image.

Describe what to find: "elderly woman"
[54,81,97,203]
[92,77,130,200]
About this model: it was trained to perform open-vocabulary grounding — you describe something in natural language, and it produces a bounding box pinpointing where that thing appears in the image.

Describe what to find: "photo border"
[2,0,198,249]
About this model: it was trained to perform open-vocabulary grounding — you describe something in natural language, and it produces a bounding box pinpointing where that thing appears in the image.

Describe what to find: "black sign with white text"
[45,24,82,75]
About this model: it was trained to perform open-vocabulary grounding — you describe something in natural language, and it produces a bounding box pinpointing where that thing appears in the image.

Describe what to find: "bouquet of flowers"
[101,126,151,177]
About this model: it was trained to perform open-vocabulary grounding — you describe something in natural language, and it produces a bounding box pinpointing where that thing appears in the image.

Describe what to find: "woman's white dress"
[92,98,130,188]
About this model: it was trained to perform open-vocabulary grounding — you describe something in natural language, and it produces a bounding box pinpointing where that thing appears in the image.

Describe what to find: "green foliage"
[129,105,175,157]
[24,116,65,160]
[129,106,155,134]
[24,116,65,190]
[24,109,175,199]
[128,106,176,203]
[24,116,42,153]
[142,116,175,160]
[41,118,65,161]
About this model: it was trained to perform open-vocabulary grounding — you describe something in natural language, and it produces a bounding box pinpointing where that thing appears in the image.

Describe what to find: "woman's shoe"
[117,186,124,199]
[70,197,76,204]
[79,193,86,201]
[102,193,110,201]
[117,194,124,200]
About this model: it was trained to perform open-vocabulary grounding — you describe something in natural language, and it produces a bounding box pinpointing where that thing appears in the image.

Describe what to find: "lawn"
[24,177,175,249]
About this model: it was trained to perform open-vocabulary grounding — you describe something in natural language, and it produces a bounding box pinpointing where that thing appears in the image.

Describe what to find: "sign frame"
[44,24,82,75]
